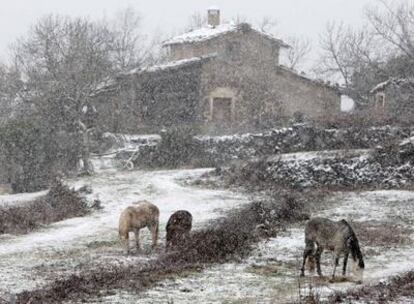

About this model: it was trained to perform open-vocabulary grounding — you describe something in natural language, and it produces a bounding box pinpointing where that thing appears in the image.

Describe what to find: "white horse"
[118,201,159,254]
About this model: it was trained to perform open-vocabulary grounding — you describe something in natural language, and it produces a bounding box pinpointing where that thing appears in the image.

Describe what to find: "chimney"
[207,6,220,27]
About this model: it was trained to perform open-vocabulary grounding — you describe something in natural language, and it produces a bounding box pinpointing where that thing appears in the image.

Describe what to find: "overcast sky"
[0,0,378,66]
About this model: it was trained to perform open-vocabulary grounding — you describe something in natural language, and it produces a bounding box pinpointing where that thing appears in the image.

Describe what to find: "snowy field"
[91,191,414,304]
[1,152,414,303]
[0,164,249,300]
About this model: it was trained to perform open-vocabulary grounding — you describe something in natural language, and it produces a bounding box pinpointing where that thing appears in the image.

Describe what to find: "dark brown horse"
[300,217,364,282]
[166,210,192,251]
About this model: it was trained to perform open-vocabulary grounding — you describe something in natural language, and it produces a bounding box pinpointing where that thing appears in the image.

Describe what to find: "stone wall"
[113,125,413,169]
[273,68,340,119]
[196,124,413,165]
[167,26,281,65]
[221,147,414,189]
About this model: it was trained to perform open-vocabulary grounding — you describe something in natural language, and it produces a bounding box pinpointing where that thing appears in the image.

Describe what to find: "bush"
[0,180,89,234]
[0,118,80,193]
[156,126,208,168]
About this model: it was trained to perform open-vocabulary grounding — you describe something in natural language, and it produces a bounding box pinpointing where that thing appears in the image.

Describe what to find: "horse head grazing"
[166,210,193,251]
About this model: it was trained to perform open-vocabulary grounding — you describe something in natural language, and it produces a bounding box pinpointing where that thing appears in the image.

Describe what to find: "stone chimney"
[207,6,220,28]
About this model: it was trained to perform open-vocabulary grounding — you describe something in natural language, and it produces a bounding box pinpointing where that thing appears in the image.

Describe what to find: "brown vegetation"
[0,180,89,235]
[14,188,325,303]
[353,221,414,249]
[328,271,414,303]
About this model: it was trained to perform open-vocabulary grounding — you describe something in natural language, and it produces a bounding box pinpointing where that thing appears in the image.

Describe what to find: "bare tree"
[316,21,384,103]
[257,16,278,32]
[315,0,414,106]
[185,11,207,31]
[366,0,414,59]
[7,10,155,176]
[284,36,312,70]
[232,14,249,25]
[12,15,116,175]
[109,7,154,71]
[317,22,354,87]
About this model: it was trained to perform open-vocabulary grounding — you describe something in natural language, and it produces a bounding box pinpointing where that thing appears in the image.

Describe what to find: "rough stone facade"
[93,59,205,133]
[94,11,341,133]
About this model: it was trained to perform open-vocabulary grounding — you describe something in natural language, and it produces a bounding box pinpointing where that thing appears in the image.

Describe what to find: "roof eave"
[163,25,290,48]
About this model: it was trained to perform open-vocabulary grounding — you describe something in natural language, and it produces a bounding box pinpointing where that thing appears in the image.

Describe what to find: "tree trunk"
[78,120,94,175]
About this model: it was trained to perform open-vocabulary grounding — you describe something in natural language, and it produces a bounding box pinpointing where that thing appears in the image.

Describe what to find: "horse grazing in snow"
[300,217,364,282]
[118,201,159,254]
[165,210,192,251]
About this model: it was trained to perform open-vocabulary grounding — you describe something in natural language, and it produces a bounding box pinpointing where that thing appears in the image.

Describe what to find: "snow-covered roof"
[163,23,289,48]
[370,79,392,94]
[278,65,340,92]
[370,78,414,94]
[92,56,216,95]
[124,54,216,75]
[207,5,220,10]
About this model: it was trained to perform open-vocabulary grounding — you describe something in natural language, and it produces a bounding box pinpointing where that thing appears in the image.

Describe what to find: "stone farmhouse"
[94,8,340,133]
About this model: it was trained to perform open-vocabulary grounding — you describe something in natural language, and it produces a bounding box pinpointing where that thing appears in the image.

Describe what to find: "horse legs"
[331,254,340,280]
[149,221,159,249]
[120,231,130,255]
[134,228,141,252]
[342,252,349,276]
[315,246,323,277]
[300,239,314,277]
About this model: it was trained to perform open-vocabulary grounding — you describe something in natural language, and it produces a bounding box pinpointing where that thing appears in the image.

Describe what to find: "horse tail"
[349,236,364,268]
[342,220,364,269]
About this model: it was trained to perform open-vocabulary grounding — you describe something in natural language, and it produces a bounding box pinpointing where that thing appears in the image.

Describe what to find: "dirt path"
[90,190,414,304]
[0,168,249,301]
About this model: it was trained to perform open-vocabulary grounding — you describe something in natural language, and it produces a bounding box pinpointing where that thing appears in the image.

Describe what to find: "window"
[212,98,232,122]
[225,41,241,61]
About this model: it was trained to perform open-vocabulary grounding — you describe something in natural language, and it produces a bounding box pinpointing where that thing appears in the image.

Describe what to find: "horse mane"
[341,219,364,268]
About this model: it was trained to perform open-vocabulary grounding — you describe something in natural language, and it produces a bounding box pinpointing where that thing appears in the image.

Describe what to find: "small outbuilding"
[370,78,414,123]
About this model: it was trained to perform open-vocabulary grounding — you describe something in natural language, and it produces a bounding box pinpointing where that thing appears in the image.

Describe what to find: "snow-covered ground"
[0,166,249,299]
[93,190,414,304]
[1,149,414,303]
[0,190,48,207]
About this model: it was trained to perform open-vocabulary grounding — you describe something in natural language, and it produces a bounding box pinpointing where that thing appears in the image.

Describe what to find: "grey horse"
[300,217,364,281]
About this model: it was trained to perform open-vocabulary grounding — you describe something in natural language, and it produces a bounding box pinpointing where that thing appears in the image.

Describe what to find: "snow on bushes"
[196,124,413,165]
[221,146,414,190]
[110,124,414,169]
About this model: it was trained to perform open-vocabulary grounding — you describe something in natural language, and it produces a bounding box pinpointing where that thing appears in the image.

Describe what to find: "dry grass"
[0,180,89,235]
[353,221,414,248]
[328,271,414,303]
[14,189,326,304]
